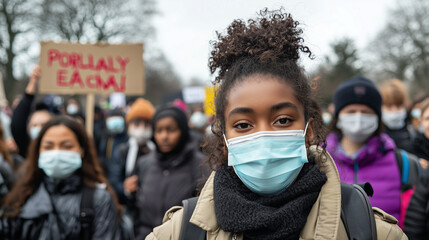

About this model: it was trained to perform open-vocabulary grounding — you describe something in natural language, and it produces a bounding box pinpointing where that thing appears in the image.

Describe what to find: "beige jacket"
[146,146,407,240]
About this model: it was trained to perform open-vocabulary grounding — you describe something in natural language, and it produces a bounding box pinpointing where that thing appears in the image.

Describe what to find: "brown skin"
[124,117,182,194]
[26,66,40,95]
[28,111,52,133]
[224,74,313,144]
[154,117,182,153]
[124,175,138,194]
[39,125,82,155]
[2,116,122,218]
[337,104,376,156]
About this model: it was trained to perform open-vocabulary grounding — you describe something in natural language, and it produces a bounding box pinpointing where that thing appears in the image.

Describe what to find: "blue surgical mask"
[67,104,79,115]
[38,150,82,179]
[411,109,421,119]
[224,124,309,196]
[106,116,125,134]
[29,126,41,140]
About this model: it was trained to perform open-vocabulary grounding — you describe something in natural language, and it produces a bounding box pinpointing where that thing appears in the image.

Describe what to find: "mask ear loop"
[303,122,309,136]
[223,134,229,148]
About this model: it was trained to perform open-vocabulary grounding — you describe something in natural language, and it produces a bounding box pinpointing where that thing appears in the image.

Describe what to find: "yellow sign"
[204,86,218,116]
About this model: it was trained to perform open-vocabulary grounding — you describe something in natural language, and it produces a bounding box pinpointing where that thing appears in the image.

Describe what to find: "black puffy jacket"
[0,174,120,240]
[404,167,429,239]
[132,140,208,239]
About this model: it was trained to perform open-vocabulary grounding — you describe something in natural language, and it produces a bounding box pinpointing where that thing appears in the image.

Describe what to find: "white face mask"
[337,113,379,143]
[128,127,152,144]
[29,126,41,139]
[382,109,407,130]
[66,104,79,115]
[190,111,208,128]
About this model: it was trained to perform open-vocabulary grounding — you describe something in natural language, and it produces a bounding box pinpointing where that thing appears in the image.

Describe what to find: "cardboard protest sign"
[39,41,144,95]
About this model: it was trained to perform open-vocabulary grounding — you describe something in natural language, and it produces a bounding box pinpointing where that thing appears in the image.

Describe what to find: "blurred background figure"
[65,98,81,115]
[92,105,105,148]
[110,98,155,205]
[11,66,53,158]
[408,93,429,140]
[411,99,429,163]
[98,108,128,181]
[64,97,85,125]
[0,122,15,202]
[128,106,207,239]
[0,116,121,239]
[404,161,429,239]
[189,106,208,150]
[379,79,413,152]
[326,76,421,225]
[322,108,333,126]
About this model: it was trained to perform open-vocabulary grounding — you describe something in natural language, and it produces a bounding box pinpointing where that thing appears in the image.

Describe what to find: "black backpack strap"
[341,182,377,240]
[179,197,206,240]
[80,185,95,240]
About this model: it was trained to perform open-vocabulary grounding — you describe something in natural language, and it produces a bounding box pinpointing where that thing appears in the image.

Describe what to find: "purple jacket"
[326,132,401,220]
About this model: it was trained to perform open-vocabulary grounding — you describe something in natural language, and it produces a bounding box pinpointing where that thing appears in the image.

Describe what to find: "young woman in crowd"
[0,116,121,239]
[145,9,405,240]
[379,79,413,152]
[129,105,206,239]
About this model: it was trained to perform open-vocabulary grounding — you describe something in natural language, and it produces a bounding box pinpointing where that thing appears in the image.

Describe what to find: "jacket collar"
[190,146,342,239]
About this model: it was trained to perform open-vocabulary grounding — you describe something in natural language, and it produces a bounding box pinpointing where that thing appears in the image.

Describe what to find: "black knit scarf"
[214,162,327,240]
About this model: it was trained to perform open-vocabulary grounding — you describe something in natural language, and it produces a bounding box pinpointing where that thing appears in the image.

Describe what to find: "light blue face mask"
[38,150,82,179]
[29,126,41,140]
[106,116,125,134]
[411,109,421,119]
[224,124,309,196]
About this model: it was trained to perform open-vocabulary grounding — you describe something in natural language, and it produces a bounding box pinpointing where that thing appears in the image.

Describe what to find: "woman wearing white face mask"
[0,116,122,239]
[327,76,414,224]
[110,98,155,205]
[379,79,414,153]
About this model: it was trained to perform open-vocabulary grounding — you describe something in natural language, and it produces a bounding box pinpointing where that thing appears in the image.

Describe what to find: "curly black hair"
[204,8,326,169]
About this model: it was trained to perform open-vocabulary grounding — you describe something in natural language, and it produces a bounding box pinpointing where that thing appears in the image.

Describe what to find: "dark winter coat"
[411,133,429,161]
[110,140,152,204]
[0,174,120,240]
[385,125,414,153]
[404,167,429,239]
[132,140,207,239]
[98,131,128,179]
[10,93,34,158]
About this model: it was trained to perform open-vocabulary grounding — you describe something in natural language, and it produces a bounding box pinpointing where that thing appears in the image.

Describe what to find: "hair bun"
[209,8,312,82]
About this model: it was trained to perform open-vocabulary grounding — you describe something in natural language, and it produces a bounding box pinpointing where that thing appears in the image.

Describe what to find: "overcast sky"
[151,0,398,84]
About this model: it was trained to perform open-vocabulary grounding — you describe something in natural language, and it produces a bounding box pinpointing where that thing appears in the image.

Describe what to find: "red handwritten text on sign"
[48,49,130,91]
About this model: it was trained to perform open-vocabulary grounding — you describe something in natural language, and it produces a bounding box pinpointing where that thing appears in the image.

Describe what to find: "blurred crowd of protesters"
[1,63,429,239]
[0,64,212,239]
[0,20,428,240]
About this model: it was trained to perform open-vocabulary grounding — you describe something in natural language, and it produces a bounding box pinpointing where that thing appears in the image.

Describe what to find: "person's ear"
[305,119,314,147]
